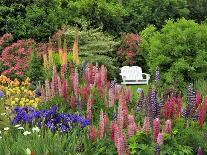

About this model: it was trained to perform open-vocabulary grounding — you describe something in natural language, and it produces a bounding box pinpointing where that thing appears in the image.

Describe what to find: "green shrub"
[141,18,207,90]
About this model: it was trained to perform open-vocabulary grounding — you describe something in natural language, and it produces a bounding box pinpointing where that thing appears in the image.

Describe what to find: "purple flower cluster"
[11,106,90,132]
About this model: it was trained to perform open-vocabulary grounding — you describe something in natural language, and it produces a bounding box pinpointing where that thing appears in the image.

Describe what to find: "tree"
[141,18,207,90]
[26,46,44,85]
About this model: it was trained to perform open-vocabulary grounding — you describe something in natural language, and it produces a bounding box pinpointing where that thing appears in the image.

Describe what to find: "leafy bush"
[141,18,207,90]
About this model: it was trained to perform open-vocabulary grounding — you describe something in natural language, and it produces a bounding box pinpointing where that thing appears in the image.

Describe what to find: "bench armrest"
[142,73,150,80]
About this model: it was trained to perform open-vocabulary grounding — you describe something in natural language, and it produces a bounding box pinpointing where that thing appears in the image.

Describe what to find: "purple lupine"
[154,66,160,84]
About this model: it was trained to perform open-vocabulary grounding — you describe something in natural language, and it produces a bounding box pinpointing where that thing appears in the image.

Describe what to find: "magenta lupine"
[176,95,182,118]
[45,79,51,101]
[164,119,172,134]
[157,133,163,146]
[153,118,160,142]
[169,96,175,116]
[197,147,203,155]
[128,114,137,137]
[98,110,105,139]
[143,116,151,134]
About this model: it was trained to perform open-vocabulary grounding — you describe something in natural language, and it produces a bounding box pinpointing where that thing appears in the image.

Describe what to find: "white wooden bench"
[120,66,150,85]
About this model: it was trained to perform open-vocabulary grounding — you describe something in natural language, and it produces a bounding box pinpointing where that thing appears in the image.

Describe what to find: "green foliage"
[66,27,120,80]
[141,18,207,90]
[187,0,207,23]
[124,0,189,33]
[26,48,44,85]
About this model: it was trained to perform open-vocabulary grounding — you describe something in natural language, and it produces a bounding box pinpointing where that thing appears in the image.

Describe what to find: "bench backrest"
[121,66,143,80]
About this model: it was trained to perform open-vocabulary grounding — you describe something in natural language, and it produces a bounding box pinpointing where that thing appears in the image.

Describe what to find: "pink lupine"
[98,110,105,139]
[153,118,160,142]
[128,114,137,137]
[40,85,46,102]
[73,68,79,96]
[86,96,93,120]
[164,119,172,134]
[117,101,124,129]
[89,126,96,142]
[108,87,115,107]
[70,95,76,111]
[142,116,151,134]
[157,133,163,146]
[104,113,109,132]
[45,79,51,101]
[51,65,58,96]
[196,92,201,108]
[57,76,62,96]
[60,65,66,79]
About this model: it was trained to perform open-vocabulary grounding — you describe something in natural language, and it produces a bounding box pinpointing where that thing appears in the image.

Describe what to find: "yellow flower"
[14,98,19,102]
[25,99,29,103]
[19,101,24,106]
[11,101,16,105]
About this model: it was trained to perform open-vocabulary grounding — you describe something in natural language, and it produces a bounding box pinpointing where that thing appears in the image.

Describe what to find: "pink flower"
[98,110,104,139]
[157,133,163,146]
[153,118,160,142]
[128,114,137,137]
[164,119,172,134]
[142,116,151,134]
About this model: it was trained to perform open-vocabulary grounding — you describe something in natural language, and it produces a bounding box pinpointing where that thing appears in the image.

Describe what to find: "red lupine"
[196,92,201,108]
[110,121,116,142]
[198,106,205,127]
[153,118,160,143]
[163,101,171,119]
[62,79,68,102]
[89,126,96,142]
